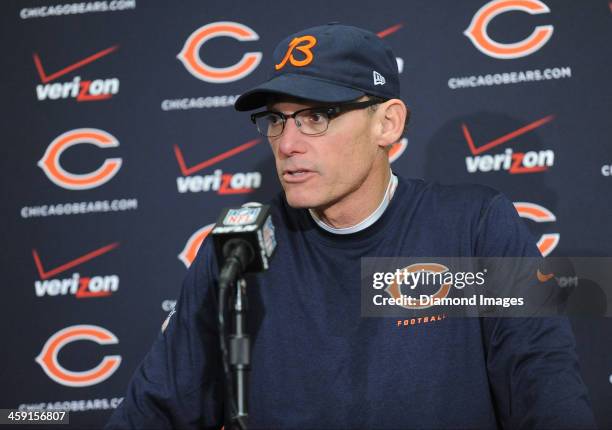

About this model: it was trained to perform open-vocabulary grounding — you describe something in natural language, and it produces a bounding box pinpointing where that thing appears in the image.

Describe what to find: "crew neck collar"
[308,172,398,235]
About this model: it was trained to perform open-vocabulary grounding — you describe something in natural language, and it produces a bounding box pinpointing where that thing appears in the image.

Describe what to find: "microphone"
[212,204,277,280]
[210,204,276,429]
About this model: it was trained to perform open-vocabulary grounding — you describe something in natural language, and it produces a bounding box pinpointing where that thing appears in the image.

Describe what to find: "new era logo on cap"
[373,70,386,86]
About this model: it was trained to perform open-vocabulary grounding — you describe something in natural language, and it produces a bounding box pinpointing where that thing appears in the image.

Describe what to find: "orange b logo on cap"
[275,35,317,70]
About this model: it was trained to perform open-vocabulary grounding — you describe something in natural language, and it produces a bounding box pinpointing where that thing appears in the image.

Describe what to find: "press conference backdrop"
[1,0,610,428]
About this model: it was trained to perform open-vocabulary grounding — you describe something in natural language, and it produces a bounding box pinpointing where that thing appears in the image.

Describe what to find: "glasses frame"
[250,98,386,138]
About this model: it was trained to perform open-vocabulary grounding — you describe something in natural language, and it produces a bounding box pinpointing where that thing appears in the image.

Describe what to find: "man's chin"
[283,190,322,209]
[284,196,316,209]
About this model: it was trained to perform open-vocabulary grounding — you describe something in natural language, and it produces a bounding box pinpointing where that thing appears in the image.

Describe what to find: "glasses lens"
[295,109,330,135]
[255,113,284,137]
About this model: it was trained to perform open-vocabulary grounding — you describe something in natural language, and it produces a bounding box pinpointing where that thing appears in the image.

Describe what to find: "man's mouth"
[287,170,309,176]
[282,169,316,183]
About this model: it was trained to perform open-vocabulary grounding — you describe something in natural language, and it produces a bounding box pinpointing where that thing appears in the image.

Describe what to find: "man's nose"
[276,117,306,157]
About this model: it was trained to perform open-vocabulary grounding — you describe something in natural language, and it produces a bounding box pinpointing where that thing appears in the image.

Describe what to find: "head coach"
[106,24,596,429]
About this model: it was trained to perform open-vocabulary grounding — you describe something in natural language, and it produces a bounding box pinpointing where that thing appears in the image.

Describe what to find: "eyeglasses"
[250,99,384,138]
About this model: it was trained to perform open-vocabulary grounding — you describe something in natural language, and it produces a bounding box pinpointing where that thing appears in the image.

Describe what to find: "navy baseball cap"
[234,23,400,111]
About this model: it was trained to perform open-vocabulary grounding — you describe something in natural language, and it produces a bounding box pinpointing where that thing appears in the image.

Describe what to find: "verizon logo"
[33,46,120,102]
[463,115,555,174]
[35,272,119,298]
[174,139,263,195]
[32,242,120,299]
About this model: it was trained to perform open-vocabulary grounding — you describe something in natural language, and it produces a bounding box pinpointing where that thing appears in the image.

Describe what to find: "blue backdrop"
[1,0,611,428]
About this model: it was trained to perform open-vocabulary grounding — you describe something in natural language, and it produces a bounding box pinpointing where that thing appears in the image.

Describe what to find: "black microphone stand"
[229,278,249,429]
[217,241,253,430]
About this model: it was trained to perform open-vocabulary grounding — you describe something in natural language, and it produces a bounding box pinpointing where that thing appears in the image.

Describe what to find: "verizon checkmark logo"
[33,45,120,102]
[32,242,120,299]
[173,139,260,176]
[33,46,117,84]
[377,23,403,38]
[174,139,263,195]
[463,115,555,174]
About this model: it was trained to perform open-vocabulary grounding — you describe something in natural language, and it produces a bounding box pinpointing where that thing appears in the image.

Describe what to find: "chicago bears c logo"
[178,223,215,268]
[388,138,408,163]
[178,21,262,83]
[514,202,559,256]
[275,35,317,70]
[38,128,121,190]
[464,0,554,59]
[385,263,452,309]
[35,325,121,387]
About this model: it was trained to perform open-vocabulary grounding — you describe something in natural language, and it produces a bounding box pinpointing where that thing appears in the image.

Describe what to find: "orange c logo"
[38,128,121,190]
[178,223,215,268]
[275,35,317,70]
[514,202,559,256]
[385,263,452,309]
[388,138,408,163]
[464,0,554,59]
[178,21,262,83]
[35,325,121,387]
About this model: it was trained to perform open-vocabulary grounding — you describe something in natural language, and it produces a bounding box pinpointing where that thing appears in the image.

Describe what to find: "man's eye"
[306,112,326,123]
[266,114,281,125]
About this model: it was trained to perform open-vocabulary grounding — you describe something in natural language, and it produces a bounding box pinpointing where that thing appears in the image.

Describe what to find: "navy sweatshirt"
[107,176,596,429]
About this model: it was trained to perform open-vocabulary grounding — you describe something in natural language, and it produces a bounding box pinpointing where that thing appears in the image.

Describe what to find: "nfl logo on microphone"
[223,207,261,226]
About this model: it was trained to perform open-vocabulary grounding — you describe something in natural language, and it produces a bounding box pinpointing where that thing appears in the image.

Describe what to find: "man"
[107,24,596,429]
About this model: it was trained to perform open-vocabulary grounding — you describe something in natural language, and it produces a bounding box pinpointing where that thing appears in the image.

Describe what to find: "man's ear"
[375,99,407,148]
